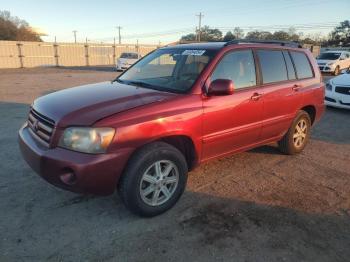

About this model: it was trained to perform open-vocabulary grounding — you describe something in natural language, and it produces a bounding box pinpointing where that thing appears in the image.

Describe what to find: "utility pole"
[72,30,77,43]
[196,12,204,42]
[116,26,122,44]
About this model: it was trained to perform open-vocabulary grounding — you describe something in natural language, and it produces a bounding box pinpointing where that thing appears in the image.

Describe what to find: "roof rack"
[224,39,302,48]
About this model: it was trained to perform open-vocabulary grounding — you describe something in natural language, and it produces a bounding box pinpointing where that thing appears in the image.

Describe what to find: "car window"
[120,53,138,59]
[317,52,341,60]
[118,48,217,93]
[136,53,177,79]
[283,51,296,80]
[210,50,256,89]
[290,51,313,79]
[257,50,288,84]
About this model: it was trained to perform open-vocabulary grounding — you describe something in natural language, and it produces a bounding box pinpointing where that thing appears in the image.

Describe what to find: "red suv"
[19,40,325,217]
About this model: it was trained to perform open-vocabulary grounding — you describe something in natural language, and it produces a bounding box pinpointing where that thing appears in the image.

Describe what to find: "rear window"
[317,52,341,60]
[120,53,138,59]
[290,51,313,79]
[257,50,288,84]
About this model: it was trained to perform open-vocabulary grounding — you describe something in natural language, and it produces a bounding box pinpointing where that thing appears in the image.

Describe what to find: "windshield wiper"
[124,80,160,90]
[111,78,124,84]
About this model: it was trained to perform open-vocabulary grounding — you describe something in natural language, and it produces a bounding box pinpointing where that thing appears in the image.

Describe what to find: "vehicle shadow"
[312,106,350,144]
[57,65,116,72]
[249,144,283,155]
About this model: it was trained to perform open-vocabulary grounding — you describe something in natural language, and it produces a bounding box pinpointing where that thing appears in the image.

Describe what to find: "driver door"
[202,49,263,161]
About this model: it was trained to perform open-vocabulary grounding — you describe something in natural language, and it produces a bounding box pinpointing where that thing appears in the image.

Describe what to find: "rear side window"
[211,50,256,89]
[257,50,288,84]
[290,51,313,79]
[282,51,296,80]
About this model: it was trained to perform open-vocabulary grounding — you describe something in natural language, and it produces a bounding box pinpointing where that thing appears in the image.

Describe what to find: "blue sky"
[0,0,349,44]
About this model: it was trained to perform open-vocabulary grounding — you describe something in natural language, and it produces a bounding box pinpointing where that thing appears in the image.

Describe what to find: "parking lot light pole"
[72,30,77,43]
[116,26,122,44]
[196,12,204,42]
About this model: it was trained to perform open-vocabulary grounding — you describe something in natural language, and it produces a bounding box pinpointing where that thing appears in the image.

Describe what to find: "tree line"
[0,11,42,41]
[181,21,350,47]
[0,9,349,47]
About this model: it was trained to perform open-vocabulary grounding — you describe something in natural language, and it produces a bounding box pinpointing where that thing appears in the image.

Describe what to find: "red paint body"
[19,43,325,195]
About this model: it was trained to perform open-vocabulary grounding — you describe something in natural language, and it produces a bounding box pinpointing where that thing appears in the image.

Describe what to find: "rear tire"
[278,110,311,155]
[118,142,188,217]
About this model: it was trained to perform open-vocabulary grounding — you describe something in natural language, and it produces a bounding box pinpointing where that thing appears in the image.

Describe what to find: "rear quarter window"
[290,51,314,79]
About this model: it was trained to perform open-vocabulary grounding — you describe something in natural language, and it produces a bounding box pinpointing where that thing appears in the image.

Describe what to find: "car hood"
[331,73,350,86]
[32,81,178,127]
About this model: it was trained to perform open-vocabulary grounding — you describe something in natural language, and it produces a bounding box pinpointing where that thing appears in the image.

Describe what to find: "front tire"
[118,142,188,217]
[278,110,311,155]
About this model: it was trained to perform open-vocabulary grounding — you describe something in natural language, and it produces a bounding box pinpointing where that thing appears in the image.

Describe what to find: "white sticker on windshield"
[182,50,206,56]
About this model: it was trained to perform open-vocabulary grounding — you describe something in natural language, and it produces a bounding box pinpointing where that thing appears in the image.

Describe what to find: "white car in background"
[317,51,350,75]
[116,52,141,71]
[325,69,350,109]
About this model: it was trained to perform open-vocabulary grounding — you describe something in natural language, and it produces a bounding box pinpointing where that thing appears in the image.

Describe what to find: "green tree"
[245,31,273,40]
[272,31,290,41]
[180,26,223,42]
[233,27,244,39]
[223,31,235,41]
[0,10,42,41]
[328,20,350,46]
[200,26,223,41]
[180,33,196,42]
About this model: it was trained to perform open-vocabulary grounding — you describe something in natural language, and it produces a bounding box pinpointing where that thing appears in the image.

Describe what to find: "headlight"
[327,62,334,66]
[59,127,115,154]
[325,81,333,91]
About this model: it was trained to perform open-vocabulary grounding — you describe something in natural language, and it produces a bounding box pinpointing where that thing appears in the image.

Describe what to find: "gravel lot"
[0,67,349,262]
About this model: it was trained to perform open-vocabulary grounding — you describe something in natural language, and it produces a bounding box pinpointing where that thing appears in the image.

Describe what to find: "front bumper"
[325,90,350,110]
[318,65,335,73]
[18,125,132,195]
[116,63,131,70]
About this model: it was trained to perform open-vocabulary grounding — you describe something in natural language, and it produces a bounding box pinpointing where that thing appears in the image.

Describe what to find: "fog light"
[60,169,77,185]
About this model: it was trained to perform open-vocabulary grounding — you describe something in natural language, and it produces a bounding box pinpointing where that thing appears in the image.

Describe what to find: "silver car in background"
[116,52,141,71]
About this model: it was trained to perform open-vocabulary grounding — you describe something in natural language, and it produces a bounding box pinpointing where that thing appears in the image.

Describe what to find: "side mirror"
[207,79,234,96]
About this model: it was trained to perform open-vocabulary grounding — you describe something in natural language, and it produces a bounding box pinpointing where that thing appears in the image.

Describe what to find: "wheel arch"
[158,135,198,171]
[300,105,316,125]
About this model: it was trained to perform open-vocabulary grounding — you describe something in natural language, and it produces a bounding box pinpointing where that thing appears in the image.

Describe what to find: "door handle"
[251,92,263,101]
[292,84,302,91]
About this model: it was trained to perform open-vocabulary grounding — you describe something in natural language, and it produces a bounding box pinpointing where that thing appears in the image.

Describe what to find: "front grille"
[319,66,324,70]
[340,101,350,106]
[335,86,350,95]
[27,109,55,146]
[325,96,336,103]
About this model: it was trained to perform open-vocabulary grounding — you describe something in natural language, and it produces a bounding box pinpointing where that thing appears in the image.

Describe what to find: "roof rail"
[224,39,303,48]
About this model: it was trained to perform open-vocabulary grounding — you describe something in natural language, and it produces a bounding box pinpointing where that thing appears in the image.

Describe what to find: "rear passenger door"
[257,49,303,141]
[202,49,263,160]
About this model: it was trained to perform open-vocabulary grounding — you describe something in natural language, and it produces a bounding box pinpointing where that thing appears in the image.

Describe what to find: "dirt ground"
[0,67,349,262]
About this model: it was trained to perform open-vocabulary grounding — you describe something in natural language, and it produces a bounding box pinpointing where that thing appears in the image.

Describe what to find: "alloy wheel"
[139,160,179,206]
[293,119,308,148]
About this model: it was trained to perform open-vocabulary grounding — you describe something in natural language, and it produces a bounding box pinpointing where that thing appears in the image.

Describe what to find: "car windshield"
[120,53,139,59]
[117,48,217,93]
[317,52,341,60]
